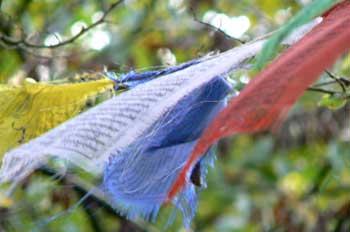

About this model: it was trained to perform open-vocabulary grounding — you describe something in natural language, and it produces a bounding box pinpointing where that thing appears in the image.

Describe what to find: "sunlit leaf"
[318,94,347,110]
[0,191,13,208]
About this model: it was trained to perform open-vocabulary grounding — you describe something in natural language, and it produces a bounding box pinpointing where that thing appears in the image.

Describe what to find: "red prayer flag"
[168,0,350,201]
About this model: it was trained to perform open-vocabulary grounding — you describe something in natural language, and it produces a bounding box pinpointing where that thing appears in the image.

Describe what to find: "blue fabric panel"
[103,76,231,226]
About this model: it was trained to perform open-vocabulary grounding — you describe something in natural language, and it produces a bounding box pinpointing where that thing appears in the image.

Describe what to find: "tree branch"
[0,0,124,49]
[325,70,347,93]
[307,72,350,97]
[307,87,341,95]
[38,167,145,232]
[189,7,245,44]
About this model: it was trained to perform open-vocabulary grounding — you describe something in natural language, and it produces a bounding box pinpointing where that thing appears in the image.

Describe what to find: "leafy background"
[0,0,350,231]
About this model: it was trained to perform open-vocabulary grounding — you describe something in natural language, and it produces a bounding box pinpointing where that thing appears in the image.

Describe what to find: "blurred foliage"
[319,94,347,110]
[0,0,350,232]
[254,0,334,71]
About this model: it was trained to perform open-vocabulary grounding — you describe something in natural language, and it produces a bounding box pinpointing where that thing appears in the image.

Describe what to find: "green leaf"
[318,94,347,110]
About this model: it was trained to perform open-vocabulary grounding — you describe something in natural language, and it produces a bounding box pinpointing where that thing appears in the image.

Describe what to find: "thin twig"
[0,0,124,49]
[189,7,245,44]
[307,87,341,95]
[325,70,347,93]
[308,72,350,98]
[312,80,338,88]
